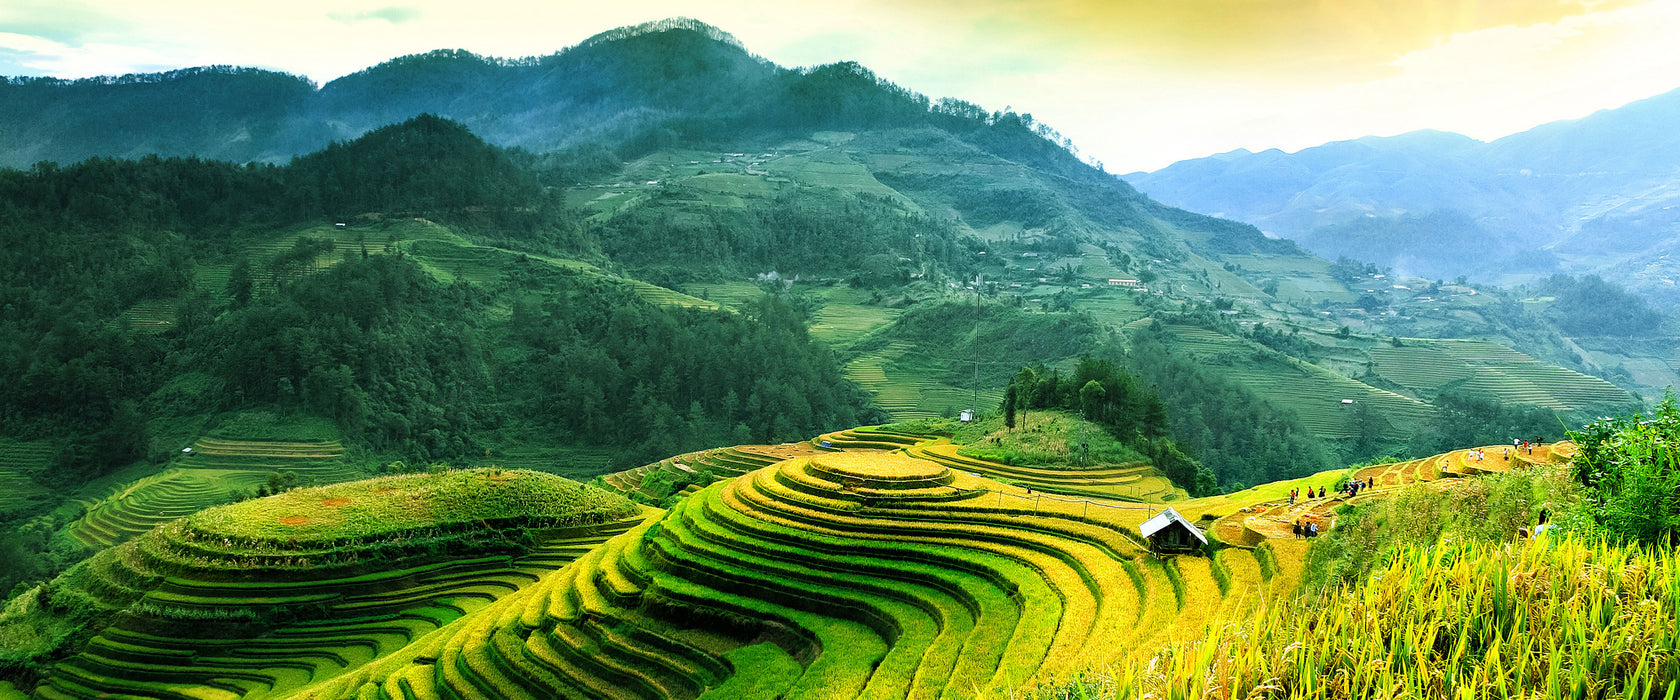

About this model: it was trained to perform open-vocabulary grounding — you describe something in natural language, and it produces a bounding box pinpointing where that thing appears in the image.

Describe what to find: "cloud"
[0,30,183,78]
[329,6,422,25]
[0,1,132,47]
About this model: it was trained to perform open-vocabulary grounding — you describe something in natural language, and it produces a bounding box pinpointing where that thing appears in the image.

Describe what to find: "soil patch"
[322,497,351,506]
[278,515,313,526]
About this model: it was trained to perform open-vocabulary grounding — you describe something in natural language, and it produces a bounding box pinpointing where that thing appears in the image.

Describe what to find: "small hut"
[1140,507,1208,552]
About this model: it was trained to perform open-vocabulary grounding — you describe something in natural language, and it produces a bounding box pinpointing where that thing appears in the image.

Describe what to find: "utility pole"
[972,273,982,416]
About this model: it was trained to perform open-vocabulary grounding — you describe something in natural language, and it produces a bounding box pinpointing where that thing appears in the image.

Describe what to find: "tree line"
[1000,356,1218,496]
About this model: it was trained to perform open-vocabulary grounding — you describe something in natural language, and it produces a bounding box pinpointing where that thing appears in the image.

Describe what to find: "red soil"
[278,516,313,526]
[321,498,351,506]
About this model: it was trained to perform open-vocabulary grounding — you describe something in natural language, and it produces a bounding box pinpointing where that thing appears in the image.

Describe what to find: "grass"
[956,411,1148,468]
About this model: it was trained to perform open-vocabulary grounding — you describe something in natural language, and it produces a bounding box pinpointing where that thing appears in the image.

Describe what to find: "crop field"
[1217,253,1355,304]
[0,440,52,518]
[405,239,514,285]
[905,441,1184,502]
[602,442,822,502]
[1102,536,1676,700]
[1370,339,1634,410]
[768,150,920,210]
[16,469,644,700]
[1158,325,1434,438]
[1071,288,1150,327]
[680,280,764,311]
[186,469,635,542]
[402,238,720,310]
[5,426,1596,700]
[288,451,1278,700]
[112,299,178,334]
[65,469,238,550]
[468,446,615,481]
[807,299,901,345]
[846,341,1007,421]
[185,437,363,485]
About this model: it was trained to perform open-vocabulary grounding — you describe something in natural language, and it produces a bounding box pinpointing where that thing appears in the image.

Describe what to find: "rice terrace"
[4,420,1672,699]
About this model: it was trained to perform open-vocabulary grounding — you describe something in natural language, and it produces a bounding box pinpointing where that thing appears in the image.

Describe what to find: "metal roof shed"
[1140,507,1208,552]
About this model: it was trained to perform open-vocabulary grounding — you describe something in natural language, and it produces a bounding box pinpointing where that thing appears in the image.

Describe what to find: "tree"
[1350,401,1382,461]
[1003,384,1017,429]
[1568,393,1680,546]
[227,259,253,308]
[1079,380,1106,424]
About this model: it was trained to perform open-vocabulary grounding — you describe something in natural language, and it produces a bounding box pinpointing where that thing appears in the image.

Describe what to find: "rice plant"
[1030,536,1679,700]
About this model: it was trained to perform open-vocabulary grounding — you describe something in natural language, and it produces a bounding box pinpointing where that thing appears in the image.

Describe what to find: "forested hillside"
[0,115,878,482]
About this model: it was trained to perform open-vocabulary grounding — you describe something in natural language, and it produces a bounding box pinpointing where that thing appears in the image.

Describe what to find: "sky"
[4,0,1680,172]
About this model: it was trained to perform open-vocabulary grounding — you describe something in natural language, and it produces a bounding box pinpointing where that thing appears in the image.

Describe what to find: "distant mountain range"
[1126,88,1680,305]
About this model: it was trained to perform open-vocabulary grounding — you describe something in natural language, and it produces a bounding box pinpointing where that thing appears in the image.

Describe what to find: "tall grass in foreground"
[1024,537,1677,699]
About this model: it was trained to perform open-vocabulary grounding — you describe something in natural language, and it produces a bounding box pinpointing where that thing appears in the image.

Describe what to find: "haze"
[4,0,1680,171]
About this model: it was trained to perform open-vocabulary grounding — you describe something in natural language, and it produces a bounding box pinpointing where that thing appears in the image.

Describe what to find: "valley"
[1,16,1677,700]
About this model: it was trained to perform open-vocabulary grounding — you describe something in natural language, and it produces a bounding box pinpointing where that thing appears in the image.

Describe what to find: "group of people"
[1286,486,1325,504]
[1514,438,1540,455]
[1468,448,1490,462]
[1286,478,1368,506]
[1343,478,1367,497]
[1292,518,1320,537]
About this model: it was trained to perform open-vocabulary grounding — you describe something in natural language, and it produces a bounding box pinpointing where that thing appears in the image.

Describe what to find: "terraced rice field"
[113,299,178,334]
[293,451,1271,700]
[0,440,53,518]
[406,239,515,286]
[66,469,234,550]
[603,443,822,501]
[471,447,615,481]
[845,342,1004,421]
[679,281,764,311]
[1209,442,1578,549]
[11,426,1581,700]
[1160,325,1434,438]
[807,302,901,344]
[30,470,644,700]
[1370,339,1633,410]
[186,438,364,486]
[905,441,1185,502]
[768,150,918,208]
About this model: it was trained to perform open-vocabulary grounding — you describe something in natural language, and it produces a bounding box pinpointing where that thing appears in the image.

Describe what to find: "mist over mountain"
[1126,88,1680,304]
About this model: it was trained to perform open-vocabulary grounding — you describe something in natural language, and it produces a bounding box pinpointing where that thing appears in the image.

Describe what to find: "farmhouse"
[1107,278,1141,287]
[1140,507,1207,552]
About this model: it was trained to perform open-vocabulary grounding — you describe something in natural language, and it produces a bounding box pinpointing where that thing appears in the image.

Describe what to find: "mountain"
[1126,88,1680,303]
[0,18,1651,507]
